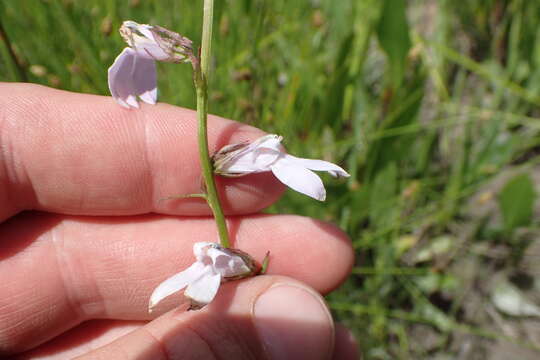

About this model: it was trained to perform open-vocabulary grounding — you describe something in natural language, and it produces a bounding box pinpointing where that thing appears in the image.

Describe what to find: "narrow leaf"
[376,0,411,88]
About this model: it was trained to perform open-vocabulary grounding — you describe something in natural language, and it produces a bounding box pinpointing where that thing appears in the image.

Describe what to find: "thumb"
[76,275,335,360]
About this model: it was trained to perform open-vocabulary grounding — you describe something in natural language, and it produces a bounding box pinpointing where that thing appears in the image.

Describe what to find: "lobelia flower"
[213,134,350,201]
[108,20,194,108]
[149,242,258,311]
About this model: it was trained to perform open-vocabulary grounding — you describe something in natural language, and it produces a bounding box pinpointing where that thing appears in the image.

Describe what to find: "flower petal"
[132,54,157,104]
[137,24,155,40]
[213,135,286,176]
[271,161,326,201]
[135,41,170,61]
[148,261,206,310]
[123,22,170,61]
[223,148,281,174]
[184,267,222,306]
[222,135,284,173]
[108,48,136,108]
[133,61,157,104]
[254,134,283,151]
[125,94,139,108]
[283,154,350,178]
[107,47,157,108]
[193,241,214,259]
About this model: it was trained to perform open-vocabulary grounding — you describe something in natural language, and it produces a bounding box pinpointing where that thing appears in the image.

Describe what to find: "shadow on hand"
[0,211,62,261]
[16,319,140,359]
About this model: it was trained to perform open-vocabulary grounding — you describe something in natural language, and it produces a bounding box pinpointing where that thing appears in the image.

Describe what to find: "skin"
[0,83,359,359]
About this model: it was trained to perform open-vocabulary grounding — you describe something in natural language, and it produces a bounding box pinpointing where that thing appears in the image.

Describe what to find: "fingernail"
[253,284,334,360]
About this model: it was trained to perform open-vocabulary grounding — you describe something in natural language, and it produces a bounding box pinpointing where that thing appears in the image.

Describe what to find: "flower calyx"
[119,20,195,63]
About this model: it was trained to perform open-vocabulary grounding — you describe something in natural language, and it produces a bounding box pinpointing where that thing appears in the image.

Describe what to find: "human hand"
[0,83,358,359]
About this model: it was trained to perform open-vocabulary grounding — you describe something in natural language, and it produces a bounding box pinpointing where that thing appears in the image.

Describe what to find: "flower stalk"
[194,0,230,248]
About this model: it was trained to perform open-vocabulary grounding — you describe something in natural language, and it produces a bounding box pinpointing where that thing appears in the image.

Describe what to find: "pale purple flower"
[149,242,257,310]
[108,20,193,108]
[213,134,350,201]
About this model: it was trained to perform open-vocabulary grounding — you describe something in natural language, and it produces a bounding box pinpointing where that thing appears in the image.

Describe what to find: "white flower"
[108,20,193,108]
[149,242,257,310]
[213,134,350,201]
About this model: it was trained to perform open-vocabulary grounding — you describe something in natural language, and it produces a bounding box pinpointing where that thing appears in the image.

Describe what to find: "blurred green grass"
[2,0,540,358]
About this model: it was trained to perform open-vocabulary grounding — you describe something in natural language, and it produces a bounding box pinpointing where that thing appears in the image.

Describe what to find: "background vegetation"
[2,0,540,358]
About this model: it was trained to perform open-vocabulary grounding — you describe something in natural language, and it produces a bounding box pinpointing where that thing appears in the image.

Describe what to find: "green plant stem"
[195,0,230,248]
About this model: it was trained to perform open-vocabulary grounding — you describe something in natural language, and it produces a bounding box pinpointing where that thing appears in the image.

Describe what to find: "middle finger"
[0,211,352,354]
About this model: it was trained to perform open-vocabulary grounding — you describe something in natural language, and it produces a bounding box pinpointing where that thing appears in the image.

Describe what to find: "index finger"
[0,83,284,221]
